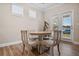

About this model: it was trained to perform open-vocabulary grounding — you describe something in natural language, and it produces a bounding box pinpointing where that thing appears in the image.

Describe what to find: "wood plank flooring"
[0,42,79,56]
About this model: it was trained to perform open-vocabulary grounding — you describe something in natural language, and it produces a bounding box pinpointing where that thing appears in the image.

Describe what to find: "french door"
[50,11,73,42]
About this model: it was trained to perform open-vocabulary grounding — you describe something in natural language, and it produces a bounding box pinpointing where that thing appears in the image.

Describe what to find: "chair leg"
[52,47,54,56]
[22,45,25,55]
[50,47,54,56]
[57,44,60,56]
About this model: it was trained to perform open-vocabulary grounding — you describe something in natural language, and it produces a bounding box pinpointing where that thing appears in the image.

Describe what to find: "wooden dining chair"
[41,30,61,56]
[21,30,40,56]
[21,30,34,56]
[52,30,61,56]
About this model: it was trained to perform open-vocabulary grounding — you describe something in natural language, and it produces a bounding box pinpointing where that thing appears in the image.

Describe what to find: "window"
[29,9,36,18]
[12,4,23,16]
[63,15,72,26]
[62,14,72,39]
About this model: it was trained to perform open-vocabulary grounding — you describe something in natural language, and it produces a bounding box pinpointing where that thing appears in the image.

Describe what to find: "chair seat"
[41,40,54,47]
[28,40,39,46]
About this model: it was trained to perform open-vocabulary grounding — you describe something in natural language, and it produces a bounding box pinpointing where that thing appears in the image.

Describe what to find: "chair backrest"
[58,30,61,41]
[21,30,28,45]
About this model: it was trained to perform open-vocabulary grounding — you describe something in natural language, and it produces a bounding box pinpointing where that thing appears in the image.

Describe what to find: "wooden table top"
[30,31,51,35]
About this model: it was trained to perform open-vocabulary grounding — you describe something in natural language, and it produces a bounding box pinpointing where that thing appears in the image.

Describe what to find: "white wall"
[0,3,43,44]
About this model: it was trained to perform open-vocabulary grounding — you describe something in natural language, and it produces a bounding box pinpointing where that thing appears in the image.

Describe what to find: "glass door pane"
[62,15,72,39]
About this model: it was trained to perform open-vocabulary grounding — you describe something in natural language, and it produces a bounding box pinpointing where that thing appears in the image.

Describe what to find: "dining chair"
[21,30,33,55]
[41,30,61,56]
[21,30,39,56]
[52,30,61,56]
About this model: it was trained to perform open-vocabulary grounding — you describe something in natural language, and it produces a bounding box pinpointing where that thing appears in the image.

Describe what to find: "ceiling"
[27,3,64,11]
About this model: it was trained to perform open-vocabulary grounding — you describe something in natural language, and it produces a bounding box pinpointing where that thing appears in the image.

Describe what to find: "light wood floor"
[0,42,79,56]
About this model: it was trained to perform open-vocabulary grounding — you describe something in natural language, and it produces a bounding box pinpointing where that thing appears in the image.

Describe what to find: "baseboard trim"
[0,41,22,47]
[73,42,79,45]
